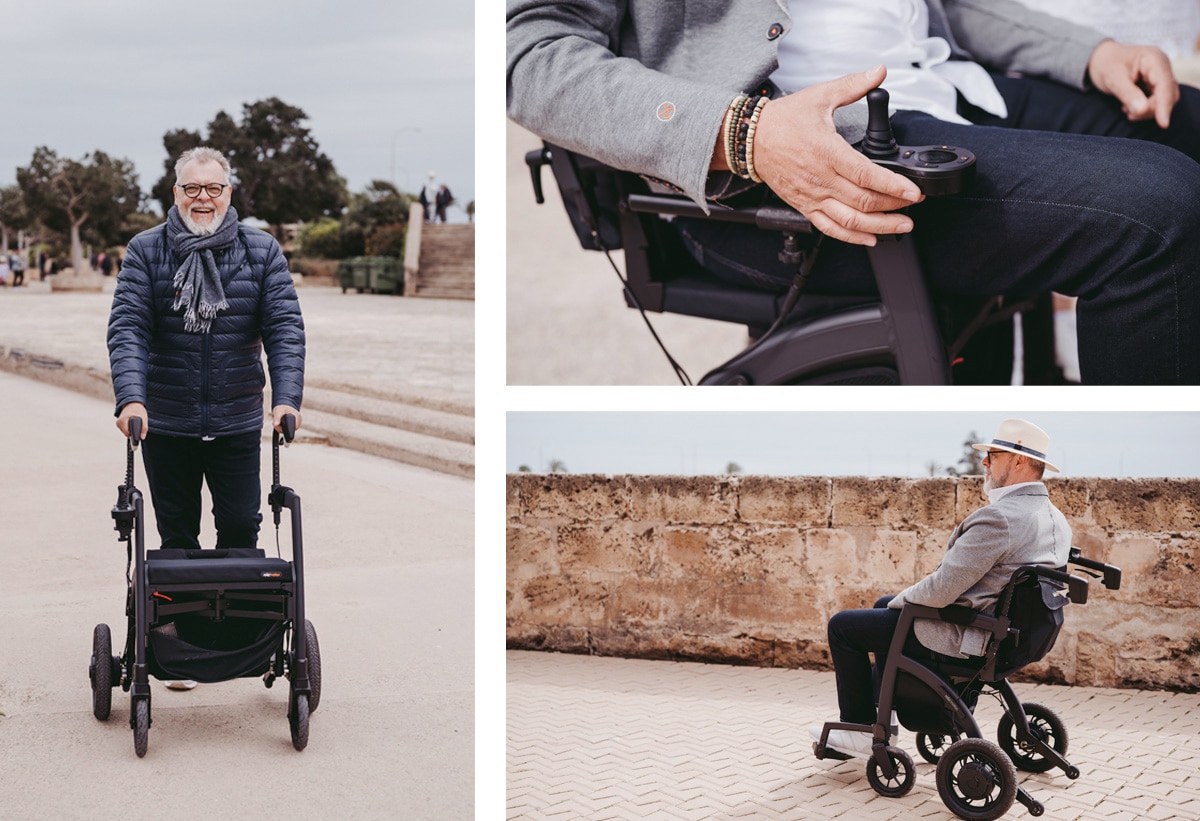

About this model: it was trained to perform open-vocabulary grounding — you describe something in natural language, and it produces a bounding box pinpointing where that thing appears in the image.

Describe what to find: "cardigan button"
[767,23,784,40]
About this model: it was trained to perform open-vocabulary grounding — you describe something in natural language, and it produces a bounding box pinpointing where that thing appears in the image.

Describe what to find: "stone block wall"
[507,474,1200,692]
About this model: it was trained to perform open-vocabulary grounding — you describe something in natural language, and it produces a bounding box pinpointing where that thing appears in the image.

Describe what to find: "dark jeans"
[141,431,263,551]
[677,75,1200,384]
[827,595,944,725]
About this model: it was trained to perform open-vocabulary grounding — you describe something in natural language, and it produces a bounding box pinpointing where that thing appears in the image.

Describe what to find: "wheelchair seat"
[525,142,1064,385]
[144,548,294,585]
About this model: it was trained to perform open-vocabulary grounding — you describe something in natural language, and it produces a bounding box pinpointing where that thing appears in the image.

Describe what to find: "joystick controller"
[861,88,976,196]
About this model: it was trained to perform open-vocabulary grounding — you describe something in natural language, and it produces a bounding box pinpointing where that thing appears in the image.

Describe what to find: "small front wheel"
[866,745,916,798]
[133,698,150,758]
[290,692,310,751]
[90,624,113,721]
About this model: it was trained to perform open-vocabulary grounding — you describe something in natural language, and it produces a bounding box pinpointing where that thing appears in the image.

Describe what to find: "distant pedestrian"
[419,176,436,223]
[10,253,24,287]
[100,252,114,277]
[435,184,453,223]
[0,255,10,287]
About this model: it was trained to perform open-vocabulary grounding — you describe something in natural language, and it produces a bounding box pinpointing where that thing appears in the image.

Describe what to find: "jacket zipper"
[201,330,212,437]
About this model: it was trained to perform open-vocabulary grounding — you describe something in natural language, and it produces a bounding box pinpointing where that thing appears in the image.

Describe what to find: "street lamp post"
[391,127,421,191]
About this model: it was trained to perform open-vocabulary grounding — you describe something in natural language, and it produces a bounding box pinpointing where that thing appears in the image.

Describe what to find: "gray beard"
[182,207,220,236]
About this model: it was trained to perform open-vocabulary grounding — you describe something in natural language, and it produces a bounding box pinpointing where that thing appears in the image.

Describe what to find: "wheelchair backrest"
[993,567,1073,675]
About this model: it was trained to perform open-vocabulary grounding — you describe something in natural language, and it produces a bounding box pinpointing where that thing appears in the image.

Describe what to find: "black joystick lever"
[861,88,976,196]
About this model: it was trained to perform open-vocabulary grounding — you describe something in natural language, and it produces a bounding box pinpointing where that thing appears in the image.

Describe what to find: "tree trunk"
[71,221,84,274]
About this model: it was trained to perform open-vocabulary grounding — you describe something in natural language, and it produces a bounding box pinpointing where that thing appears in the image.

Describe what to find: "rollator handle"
[280,413,296,445]
[128,417,142,449]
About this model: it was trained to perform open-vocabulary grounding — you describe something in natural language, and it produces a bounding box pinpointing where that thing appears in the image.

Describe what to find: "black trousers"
[677,76,1200,384]
[141,430,263,550]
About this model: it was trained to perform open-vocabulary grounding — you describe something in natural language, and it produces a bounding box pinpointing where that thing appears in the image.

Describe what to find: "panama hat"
[971,419,1059,473]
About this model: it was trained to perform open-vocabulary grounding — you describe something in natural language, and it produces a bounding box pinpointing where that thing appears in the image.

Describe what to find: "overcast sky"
[506,412,1200,478]
[0,0,473,217]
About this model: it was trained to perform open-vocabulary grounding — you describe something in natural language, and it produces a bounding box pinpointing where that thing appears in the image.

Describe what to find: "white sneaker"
[164,680,197,691]
[809,725,875,759]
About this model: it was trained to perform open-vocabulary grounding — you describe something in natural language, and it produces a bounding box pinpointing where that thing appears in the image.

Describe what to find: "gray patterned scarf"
[167,205,240,333]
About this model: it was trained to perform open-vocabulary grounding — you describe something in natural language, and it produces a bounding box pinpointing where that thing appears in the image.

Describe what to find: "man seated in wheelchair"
[508,1,1200,384]
[812,419,1070,759]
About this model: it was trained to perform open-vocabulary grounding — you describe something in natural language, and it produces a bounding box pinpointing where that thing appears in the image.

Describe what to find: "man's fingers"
[838,151,923,206]
[817,64,888,111]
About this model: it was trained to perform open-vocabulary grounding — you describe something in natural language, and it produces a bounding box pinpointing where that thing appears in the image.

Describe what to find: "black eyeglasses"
[176,182,229,199]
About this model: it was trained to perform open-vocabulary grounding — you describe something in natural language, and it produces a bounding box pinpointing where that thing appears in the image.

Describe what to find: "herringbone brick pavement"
[507,650,1200,820]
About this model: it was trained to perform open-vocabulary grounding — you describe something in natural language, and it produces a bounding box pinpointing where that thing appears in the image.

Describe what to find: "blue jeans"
[141,431,263,550]
[677,76,1200,384]
[827,595,944,725]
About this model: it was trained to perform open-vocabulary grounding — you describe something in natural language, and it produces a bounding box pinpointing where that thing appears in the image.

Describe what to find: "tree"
[17,147,142,274]
[517,465,531,472]
[0,185,30,254]
[152,98,348,236]
[943,430,984,477]
[547,459,568,473]
[725,462,742,475]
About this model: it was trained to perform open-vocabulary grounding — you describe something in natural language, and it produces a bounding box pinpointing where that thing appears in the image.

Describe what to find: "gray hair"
[174,146,232,184]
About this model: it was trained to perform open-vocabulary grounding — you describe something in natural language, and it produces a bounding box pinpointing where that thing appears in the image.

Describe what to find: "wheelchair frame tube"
[866,236,951,384]
[131,488,151,707]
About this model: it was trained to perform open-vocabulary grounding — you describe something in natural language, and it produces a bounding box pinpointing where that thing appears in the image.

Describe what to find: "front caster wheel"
[290,692,309,751]
[866,746,916,798]
[133,698,150,758]
[90,624,113,720]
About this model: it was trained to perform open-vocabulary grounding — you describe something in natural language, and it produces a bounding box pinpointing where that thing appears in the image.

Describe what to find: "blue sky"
[506,412,1200,478]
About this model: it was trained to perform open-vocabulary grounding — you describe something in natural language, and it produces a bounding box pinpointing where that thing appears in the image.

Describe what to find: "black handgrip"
[525,147,550,204]
[281,413,296,444]
[129,417,142,449]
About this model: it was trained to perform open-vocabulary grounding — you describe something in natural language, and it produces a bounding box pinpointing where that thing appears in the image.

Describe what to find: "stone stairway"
[288,383,474,478]
[407,223,474,299]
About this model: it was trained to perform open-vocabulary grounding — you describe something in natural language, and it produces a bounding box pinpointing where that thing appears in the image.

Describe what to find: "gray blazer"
[888,484,1073,658]
[507,0,1105,205]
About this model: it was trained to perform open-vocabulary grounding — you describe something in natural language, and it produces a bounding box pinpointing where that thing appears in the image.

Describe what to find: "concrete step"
[303,386,473,445]
[300,406,473,478]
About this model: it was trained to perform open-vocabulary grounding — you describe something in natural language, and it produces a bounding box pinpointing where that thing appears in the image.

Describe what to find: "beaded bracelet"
[744,96,769,184]
[726,93,768,182]
[723,94,751,175]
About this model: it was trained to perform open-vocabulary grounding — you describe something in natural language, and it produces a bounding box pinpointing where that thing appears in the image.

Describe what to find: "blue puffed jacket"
[106,221,305,438]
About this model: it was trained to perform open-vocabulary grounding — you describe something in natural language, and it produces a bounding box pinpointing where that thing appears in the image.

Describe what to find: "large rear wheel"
[936,738,1017,821]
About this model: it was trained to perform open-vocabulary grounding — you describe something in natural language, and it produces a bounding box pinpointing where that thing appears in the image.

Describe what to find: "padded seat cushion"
[146,548,293,585]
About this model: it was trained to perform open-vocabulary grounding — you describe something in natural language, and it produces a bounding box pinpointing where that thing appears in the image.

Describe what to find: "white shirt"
[986,480,1045,504]
[770,0,1008,124]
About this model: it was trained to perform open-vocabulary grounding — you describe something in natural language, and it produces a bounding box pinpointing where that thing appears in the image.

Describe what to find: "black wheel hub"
[957,761,995,799]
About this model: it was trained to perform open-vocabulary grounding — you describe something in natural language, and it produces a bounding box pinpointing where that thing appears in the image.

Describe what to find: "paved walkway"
[508,650,1200,820]
[0,278,474,411]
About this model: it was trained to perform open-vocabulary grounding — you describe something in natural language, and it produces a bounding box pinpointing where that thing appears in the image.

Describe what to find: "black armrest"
[901,603,1010,641]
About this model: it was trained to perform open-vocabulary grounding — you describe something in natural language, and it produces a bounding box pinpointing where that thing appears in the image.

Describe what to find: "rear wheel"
[91,624,113,721]
[997,702,1068,773]
[306,620,322,713]
[917,730,962,764]
[133,698,150,758]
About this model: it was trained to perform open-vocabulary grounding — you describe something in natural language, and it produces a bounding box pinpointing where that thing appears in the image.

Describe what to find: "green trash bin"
[367,256,403,295]
[338,257,370,293]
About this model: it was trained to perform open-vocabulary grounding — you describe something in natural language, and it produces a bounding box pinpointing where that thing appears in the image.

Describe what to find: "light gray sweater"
[507,0,1106,205]
[888,483,1073,657]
